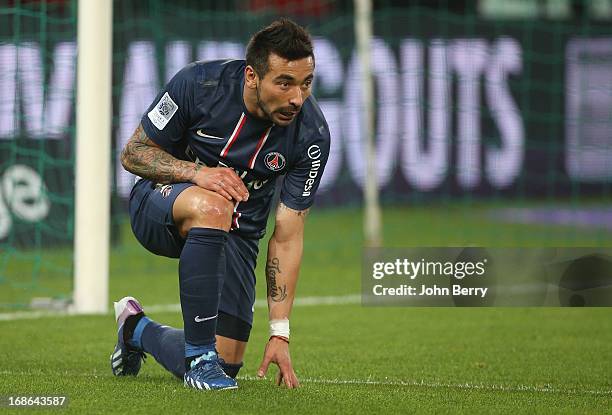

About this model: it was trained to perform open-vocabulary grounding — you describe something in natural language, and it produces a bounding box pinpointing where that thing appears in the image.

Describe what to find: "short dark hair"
[246,18,314,78]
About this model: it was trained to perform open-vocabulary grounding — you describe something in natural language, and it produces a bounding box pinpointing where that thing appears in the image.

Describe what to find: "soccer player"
[110,18,330,391]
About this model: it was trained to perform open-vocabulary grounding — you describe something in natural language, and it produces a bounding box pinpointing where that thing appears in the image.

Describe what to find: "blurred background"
[1,0,611,311]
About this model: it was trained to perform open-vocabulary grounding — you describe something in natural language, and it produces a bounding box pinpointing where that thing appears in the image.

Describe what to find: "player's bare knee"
[177,190,234,234]
[190,193,233,230]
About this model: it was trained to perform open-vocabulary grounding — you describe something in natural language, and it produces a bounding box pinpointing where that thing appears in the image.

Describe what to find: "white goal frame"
[355,0,382,247]
[73,0,113,313]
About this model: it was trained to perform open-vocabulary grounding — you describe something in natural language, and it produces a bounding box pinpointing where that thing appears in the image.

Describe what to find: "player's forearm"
[265,232,303,320]
[121,123,201,184]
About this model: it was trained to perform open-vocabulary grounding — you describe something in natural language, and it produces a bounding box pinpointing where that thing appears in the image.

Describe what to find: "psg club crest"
[264,152,286,171]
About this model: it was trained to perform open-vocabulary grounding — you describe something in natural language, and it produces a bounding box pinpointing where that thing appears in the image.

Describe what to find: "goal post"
[73,0,113,314]
[355,0,382,247]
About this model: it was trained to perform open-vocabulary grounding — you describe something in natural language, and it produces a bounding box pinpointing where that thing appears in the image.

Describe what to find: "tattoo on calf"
[266,257,287,302]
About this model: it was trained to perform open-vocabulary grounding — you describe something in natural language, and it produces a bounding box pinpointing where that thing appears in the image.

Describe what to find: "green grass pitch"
[0,205,611,413]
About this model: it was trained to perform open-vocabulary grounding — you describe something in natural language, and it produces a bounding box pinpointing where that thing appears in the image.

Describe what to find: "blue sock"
[140,320,186,378]
[129,316,152,349]
[185,341,216,358]
[137,319,241,378]
[179,227,227,351]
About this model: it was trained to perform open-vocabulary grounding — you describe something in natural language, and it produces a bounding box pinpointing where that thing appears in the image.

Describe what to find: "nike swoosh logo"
[194,314,218,323]
[196,130,225,140]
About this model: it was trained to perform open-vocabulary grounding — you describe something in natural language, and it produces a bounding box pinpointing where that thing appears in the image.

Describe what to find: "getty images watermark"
[362,248,612,306]
[372,257,489,298]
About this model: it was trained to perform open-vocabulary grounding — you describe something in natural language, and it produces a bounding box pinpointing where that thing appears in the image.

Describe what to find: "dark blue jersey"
[140,60,330,239]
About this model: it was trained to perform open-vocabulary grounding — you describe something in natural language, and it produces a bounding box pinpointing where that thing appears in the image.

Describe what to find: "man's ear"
[244,65,259,89]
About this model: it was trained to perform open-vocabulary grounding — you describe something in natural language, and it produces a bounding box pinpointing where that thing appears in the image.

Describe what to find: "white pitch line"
[0,309,74,321]
[0,294,361,322]
[238,374,612,396]
[146,294,361,314]
[0,369,607,397]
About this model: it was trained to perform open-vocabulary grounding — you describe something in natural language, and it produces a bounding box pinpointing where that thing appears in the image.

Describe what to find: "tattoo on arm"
[266,257,287,302]
[120,124,201,184]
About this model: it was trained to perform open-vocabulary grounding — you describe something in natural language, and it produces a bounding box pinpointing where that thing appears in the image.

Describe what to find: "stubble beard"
[255,83,275,123]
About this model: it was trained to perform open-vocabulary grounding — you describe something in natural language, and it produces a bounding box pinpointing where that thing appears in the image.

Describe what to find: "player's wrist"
[269,318,290,340]
[190,164,207,184]
[269,335,289,344]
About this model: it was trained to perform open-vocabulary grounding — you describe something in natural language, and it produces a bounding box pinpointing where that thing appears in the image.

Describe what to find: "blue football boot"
[184,351,238,390]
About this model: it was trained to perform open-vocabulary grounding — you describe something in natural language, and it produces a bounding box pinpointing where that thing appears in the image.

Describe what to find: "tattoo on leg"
[266,257,287,302]
[278,202,309,218]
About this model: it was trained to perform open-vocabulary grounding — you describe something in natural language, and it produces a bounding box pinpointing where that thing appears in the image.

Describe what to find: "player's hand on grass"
[193,166,249,202]
[257,336,300,389]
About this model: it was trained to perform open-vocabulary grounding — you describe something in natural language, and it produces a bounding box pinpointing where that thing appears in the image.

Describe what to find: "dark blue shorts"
[129,179,259,341]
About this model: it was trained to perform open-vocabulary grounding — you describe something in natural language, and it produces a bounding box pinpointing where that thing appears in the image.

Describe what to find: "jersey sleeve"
[140,64,197,150]
[279,123,330,211]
